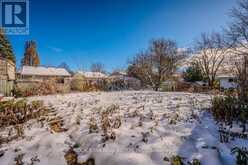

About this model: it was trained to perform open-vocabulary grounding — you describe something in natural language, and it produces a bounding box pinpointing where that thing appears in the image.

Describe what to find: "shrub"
[14,83,39,97]
[0,99,48,128]
[211,96,238,122]
[71,74,107,92]
[211,95,248,132]
[231,147,248,165]
[171,155,184,165]
[38,80,58,95]
[71,74,88,91]
[14,80,69,97]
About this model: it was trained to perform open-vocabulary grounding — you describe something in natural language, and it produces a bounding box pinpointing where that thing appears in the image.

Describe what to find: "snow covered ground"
[0,91,246,165]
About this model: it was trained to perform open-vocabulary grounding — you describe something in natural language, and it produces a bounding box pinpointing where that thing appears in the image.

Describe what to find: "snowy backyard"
[0,91,247,165]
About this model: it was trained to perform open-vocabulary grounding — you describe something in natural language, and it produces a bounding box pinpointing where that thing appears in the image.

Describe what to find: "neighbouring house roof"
[110,71,127,76]
[109,72,125,79]
[76,71,107,79]
[18,66,71,77]
[123,76,140,82]
[108,73,140,82]
[216,74,236,79]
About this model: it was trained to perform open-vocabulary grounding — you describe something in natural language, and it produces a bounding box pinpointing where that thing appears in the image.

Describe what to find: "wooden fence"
[0,80,14,96]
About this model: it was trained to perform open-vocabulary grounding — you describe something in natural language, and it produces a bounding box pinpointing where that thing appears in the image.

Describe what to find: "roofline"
[19,73,70,76]
[18,65,71,76]
[216,75,236,78]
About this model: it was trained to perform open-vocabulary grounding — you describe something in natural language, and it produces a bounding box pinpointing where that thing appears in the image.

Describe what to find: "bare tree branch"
[194,32,229,88]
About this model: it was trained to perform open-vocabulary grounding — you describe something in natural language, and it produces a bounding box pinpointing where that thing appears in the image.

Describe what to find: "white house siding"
[219,78,237,89]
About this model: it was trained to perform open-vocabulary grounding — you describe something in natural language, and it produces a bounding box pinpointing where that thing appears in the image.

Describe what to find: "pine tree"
[183,62,204,82]
[0,28,15,63]
[21,40,40,66]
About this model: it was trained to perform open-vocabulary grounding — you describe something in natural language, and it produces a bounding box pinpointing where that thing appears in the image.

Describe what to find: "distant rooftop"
[216,74,236,79]
[18,66,71,77]
[77,71,107,78]
[110,71,127,76]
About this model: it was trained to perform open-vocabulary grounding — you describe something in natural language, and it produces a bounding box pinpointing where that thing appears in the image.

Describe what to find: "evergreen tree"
[0,28,15,63]
[21,40,40,66]
[183,62,204,82]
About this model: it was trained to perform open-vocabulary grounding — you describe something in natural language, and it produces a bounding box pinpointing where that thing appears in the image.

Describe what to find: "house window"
[228,78,234,83]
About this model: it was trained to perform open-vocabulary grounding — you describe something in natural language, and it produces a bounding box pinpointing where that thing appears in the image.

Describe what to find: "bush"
[171,155,184,165]
[14,80,70,97]
[0,99,48,128]
[71,74,107,92]
[14,84,40,97]
[211,95,248,130]
[71,75,88,91]
[211,96,238,122]
[231,147,248,165]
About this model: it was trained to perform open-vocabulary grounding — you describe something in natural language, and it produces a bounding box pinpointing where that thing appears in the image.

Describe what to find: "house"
[178,49,242,90]
[216,74,238,90]
[0,57,15,96]
[76,71,107,83]
[77,71,107,79]
[17,66,71,84]
[108,72,141,90]
[73,71,108,91]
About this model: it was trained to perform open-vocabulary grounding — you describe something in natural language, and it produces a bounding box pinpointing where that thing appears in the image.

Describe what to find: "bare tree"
[194,32,229,88]
[227,0,248,49]
[128,51,156,88]
[90,63,105,73]
[226,0,248,101]
[234,56,248,102]
[151,39,187,90]
[225,0,248,101]
[128,39,186,90]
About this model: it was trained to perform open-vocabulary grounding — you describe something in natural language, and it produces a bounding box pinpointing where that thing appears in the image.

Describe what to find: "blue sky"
[8,0,237,71]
